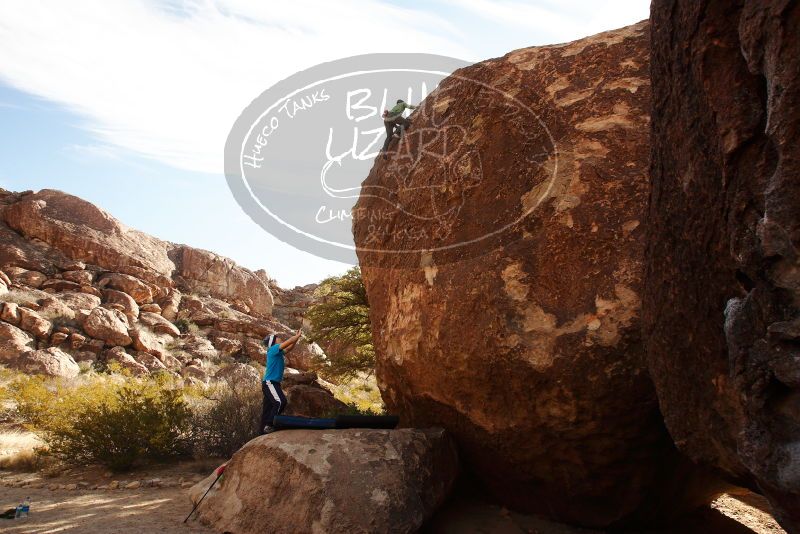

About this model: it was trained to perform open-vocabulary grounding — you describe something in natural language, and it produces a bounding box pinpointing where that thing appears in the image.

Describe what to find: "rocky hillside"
[0,188,340,412]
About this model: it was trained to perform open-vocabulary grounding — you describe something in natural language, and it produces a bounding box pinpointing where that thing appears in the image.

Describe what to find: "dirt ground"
[0,484,213,533]
[1,471,786,534]
[0,462,217,533]
[0,427,787,534]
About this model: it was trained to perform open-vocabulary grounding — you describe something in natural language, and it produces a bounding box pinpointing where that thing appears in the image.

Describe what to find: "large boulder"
[97,273,154,304]
[354,21,720,527]
[1,302,21,326]
[15,347,80,378]
[191,428,458,534]
[138,311,180,336]
[645,1,800,531]
[102,288,139,320]
[158,288,182,321]
[130,325,171,358]
[173,246,274,316]
[283,384,348,418]
[18,307,52,339]
[0,189,175,276]
[54,291,101,314]
[0,321,35,362]
[83,307,132,346]
[180,335,218,360]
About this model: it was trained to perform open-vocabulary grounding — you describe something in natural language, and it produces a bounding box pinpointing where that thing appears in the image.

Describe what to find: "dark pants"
[260,380,287,432]
[381,117,411,152]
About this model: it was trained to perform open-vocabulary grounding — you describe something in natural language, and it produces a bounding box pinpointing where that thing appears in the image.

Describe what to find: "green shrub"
[8,373,193,471]
[306,267,375,380]
[189,383,261,458]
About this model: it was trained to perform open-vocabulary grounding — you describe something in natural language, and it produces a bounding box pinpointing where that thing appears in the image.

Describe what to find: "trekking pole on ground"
[183,463,227,523]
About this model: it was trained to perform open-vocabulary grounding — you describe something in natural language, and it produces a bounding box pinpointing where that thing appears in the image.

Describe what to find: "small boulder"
[180,365,208,383]
[84,307,132,346]
[16,347,80,378]
[56,291,101,313]
[18,307,52,339]
[12,270,47,288]
[139,303,162,314]
[105,346,148,376]
[210,335,241,356]
[130,325,170,357]
[284,384,348,418]
[134,351,167,372]
[68,332,86,350]
[50,331,69,346]
[1,302,21,326]
[138,311,180,336]
[102,289,139,320]
[0,270,11,286]
[181,335,218,360]
[158,289,182,321]
[61,270,94,285]
[215,363,261,389]
[62,261,86,271]
[78,285,102,298]
[97,273,153,304]
[192,428,458,534]
[0,321,36,363]
[41,279,82,292]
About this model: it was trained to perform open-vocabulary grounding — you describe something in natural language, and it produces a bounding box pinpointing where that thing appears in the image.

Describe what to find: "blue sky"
[0,0,648,287]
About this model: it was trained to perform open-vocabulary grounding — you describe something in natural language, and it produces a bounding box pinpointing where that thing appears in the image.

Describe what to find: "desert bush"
[189,382,261,458]
[1,288,48,307]
[7,373,192,471]
[0,428,47,472]
[174,318,199,335]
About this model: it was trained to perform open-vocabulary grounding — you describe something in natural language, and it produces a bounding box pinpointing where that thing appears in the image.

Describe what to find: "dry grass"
[2,287,48,307]
[0,428,45,471]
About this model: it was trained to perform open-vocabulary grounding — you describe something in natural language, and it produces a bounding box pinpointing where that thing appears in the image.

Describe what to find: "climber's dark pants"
[260,380,287,432]
[381,117,411,152]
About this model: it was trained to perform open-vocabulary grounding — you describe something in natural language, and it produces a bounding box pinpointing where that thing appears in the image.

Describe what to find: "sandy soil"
[0,459,219,533]
[0,484,213,533]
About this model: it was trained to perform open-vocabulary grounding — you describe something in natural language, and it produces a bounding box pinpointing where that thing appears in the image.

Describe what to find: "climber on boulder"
[381,99,417,158]
[260,329,302,434]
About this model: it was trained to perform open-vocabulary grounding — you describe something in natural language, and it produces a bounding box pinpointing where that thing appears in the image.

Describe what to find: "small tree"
[307,267,374,380]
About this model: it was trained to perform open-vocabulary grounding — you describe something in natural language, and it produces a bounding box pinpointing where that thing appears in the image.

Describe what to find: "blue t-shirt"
[263,344,285,382]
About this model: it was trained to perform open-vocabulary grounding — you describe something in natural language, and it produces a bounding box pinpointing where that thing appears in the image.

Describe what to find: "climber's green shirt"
[385,102,417,121]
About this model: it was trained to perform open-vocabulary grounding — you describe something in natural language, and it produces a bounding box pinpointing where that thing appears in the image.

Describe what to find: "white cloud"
[0,0,468,174]
[0,0,649,174]
[443,0,649,44]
